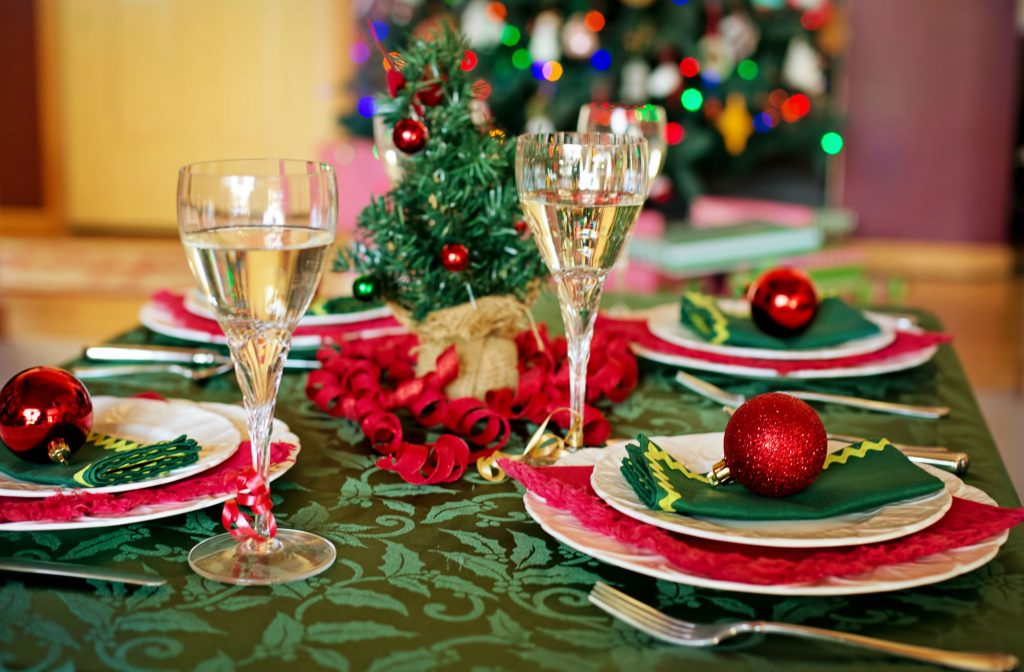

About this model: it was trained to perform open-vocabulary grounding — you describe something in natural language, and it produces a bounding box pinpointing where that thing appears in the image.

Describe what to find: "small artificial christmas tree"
[341,26,547,398]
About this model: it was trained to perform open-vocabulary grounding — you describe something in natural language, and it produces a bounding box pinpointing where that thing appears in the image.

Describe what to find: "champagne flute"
[515,133,649,449]
[578,104,667,302]
[178,159,337,585]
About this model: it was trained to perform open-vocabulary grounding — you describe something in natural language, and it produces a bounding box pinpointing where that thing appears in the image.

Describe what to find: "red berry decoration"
[747,267,819,337]
[416,81,444,107]
[0,366,93,465]
[720,393,827,497]
[393,118,428,154]
[513,220,529,235]
[440,243,469,272]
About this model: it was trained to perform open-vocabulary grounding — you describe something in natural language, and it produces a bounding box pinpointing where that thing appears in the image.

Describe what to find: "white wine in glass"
[516,133,649,449]
[179,159,337,586]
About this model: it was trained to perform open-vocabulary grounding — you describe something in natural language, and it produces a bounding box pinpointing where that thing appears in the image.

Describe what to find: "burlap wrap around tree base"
[388,294,534,399]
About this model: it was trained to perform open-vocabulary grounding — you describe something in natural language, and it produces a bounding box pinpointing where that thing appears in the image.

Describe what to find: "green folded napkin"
[621,434,944,521]
[679,292,881,350]
[0,433,201,488]
[314,296,384,315]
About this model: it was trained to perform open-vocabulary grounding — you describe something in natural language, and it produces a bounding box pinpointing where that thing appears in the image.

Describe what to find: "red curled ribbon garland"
[221,467,278,543]
[305,323,639,484]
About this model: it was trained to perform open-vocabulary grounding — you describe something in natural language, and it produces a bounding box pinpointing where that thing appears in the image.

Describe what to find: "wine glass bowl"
[577,103,667,181]
[515,133,649,448]
[178,159,337,585]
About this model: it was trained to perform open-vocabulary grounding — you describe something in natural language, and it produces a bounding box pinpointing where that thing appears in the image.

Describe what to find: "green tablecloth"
[2,302,1022,671]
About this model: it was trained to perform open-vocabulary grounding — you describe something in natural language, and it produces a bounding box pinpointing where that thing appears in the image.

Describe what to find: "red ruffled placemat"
[150,290,402,341]
[0,441,294,524]
[597,314,952,375]
[503,461,1024,586]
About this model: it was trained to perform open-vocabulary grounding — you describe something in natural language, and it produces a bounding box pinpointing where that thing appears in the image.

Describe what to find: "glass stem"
[230,331,290,541]
[556,270,604,450]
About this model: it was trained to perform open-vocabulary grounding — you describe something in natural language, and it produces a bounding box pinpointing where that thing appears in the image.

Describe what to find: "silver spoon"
[72,361,234,381]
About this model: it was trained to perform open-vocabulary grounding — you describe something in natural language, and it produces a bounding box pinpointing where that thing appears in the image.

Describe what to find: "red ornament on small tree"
[747,267,819,337]
[393,118,428,154]
[440,243,469,271]
[0,366,93,465]
[712,392,827,497]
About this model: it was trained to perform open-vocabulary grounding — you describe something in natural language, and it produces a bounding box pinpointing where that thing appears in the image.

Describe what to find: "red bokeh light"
[678,57,700,78]
[664,121,685,145]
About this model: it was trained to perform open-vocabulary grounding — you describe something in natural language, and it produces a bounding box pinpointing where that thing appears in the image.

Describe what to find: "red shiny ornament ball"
[747,267,819,337]
[393,118,428,154]
[416,81,444,107]
[440,243,469,272]
[386,69,406,97]
[0,366,93,465]
[723,393,827,497]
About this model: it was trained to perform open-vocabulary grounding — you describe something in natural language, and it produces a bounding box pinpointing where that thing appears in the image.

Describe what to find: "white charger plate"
[139,301,324,349]
[183,287,391,327]
[0,396,240,497]
[524,447,1007,596]
[0,400,299,531]
[591,433,953,548]
[646,301,897,361]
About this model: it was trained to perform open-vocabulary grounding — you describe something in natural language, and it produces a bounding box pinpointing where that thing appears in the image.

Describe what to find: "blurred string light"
[542,61,564,81]
[821,131,844,154]
[737,59,758,80]
[584,10,605,31]
[664,121,685,144]
[530,62,545,80]
[752,111,776,132]
[487,1,507,20]
[501,25,521,46]
[681,88,703,111]
[371,21,389,40]
[512,48,532,69]
[357,96,376,118]
[591,49,612,70]
[672,0,690,4]
[350,42,371,63]
[678,57,700,78]
[781,93,810,122]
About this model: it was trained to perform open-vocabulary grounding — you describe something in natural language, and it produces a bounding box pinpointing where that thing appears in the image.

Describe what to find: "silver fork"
[72,361,234,381]
[589,582,1018,671]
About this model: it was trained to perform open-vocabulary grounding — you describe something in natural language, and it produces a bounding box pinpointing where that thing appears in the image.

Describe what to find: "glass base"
[188,529,336,586]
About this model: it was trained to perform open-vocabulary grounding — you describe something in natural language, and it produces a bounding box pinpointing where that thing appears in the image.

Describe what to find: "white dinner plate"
[646,301,897,361]
[0,400,299,531]
[139,301,325,348]
[0,396,240,497]
[591,434,953,548]
[525,448,1007,595]
[183,287,391,327]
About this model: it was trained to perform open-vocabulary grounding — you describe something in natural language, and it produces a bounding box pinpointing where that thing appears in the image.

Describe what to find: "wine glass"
[578,104,667,302]
[515,133,649,449]
[178,159,337,585]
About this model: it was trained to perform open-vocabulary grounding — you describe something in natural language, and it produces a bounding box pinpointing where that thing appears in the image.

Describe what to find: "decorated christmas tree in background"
[343,0,844,214]
[341,27,548,398]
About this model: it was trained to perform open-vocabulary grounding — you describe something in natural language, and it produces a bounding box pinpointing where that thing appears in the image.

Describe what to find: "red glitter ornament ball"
[723,393,827,497]
[440,243,469,272]
[747,267,819,337]
[0,366,93,465]
[393,118,428,154]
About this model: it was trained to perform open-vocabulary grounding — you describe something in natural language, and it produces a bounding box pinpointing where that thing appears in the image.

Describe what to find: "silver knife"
[85,345,321,370]
[0,557,166,587]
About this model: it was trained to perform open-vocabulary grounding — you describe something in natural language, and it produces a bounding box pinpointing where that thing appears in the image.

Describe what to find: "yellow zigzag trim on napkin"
[87,434,144,453]
[683,292,730,345]
[642,439,710,511]
[822,438,891,470]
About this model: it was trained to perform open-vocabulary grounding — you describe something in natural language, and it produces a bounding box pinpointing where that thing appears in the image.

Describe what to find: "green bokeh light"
[737,59,758,81]
[511,48,532,70]
[680,88,703,112]
[501,25,521,47]
[821,131,844,155]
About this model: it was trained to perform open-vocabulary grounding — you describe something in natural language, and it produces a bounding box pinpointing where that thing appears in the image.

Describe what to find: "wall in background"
[842,0,1018,242]
[55,0,350,234]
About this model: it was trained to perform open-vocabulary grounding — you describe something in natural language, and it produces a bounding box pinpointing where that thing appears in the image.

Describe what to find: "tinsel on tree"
[343,0,845,212]
[341,26,547,321]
